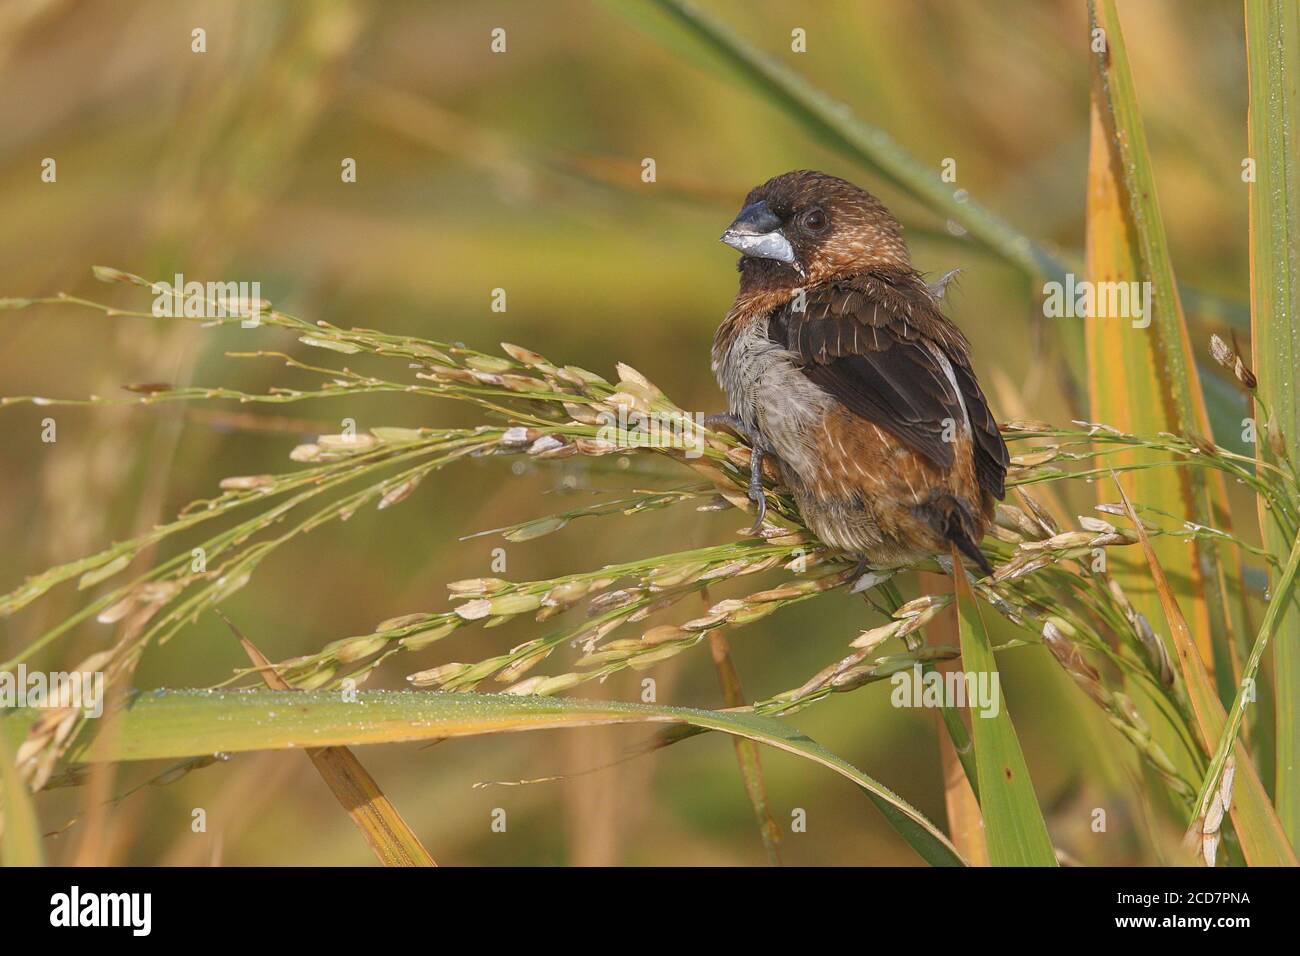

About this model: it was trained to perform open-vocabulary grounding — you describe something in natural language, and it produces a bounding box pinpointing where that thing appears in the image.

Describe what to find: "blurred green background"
[0,0,1256,864]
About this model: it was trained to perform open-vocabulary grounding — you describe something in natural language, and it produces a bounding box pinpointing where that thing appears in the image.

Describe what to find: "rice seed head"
[332,634,389,663]
[447,578,509,597]
[500,426,536,448]
[503,517,568,541]
[727,603,779,625]
[1209,333,1257,389]
[573,618,624,650]
[850,620,902,651]
[370,426,426,443]
[895,594,948,617]
[407,662,472,688]
[557,365,608,389]
[318,433,378,451]
[500,342,550,367]
[1078,515,1115,534]
[628,641,696,669]
[1042,619,1106,706]
[295,665,339,690]
[574,438,618,456]
[15,706,81,790]
[487,593,543,616]
[614,362,661,396]
[496,641,553,682]
[646,562,710,588]
[464,355,514,374]
[501,676,548,696]
[745,582,814,602]
[1010,449,1058,467]
[97,595,137,624]
[1132,611,1174,686]
[544,579,591,603]
[1021,530,1093,551]
[219,474,276,491]
[641,624,687,645]
[994,504,1046,541]
[1209,333,1234,368]
[376,612,433,631]
[993,553,1050,582]
[587,588,644,616]
[398,621,460,651]
[454,599,493,621]
[563,401,604,425]
[494,374,540,392]
[534,673,584,695]
[378,475,421,509]
[92,265,136,284]
[683,599,745,631]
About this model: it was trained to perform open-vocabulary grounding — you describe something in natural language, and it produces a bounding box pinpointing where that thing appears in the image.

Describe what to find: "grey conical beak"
[720,200,795,264]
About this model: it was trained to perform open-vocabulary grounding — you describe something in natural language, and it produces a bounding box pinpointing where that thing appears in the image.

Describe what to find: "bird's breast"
[712,313,833,477]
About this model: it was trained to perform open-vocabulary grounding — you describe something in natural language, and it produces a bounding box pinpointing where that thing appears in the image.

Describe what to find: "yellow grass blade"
[708,632,782,865]
[222,613,436,868]
[923,572,988,865]
[936,699,989,866]
[1086,0,1250,710]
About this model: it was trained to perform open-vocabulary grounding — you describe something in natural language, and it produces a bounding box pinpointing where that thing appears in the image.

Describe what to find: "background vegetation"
[0,0,1290,865]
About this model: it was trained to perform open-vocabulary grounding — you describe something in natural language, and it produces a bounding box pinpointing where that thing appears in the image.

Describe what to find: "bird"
[710,169,1008,577]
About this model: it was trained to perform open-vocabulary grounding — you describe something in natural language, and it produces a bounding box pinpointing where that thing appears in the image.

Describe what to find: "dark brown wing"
[768,269,1009,500]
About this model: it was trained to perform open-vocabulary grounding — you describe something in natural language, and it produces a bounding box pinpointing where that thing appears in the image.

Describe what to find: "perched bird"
[711,170,1008,576]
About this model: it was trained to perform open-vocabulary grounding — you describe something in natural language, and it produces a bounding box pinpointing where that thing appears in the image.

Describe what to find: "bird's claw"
[703,412,748,440]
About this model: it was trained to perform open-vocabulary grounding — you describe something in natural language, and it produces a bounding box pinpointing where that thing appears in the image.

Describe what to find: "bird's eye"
[802,208,828,232]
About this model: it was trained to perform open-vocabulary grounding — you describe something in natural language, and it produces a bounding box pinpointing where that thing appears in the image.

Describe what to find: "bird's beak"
[720,200,796,264]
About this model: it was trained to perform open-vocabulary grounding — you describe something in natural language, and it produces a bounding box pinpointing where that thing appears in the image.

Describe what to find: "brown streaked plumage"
[711,170,1008,575]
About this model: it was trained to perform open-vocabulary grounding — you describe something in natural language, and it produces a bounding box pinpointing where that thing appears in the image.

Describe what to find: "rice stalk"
[4,268,1296,861]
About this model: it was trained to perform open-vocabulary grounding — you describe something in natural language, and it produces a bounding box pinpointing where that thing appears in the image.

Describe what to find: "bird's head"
[721,170,909,289]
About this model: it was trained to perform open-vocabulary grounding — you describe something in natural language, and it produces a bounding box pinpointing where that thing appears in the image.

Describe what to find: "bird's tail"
[919,494,993,578]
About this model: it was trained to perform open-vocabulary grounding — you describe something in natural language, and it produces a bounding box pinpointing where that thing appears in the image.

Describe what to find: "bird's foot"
[746,445,767,535]
[704,414,769,534]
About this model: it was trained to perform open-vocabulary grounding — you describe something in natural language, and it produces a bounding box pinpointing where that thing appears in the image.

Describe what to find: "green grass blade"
[938,685,979,801]
[1191,531,1300,847]
[1,690,964,867]
[951,556,1057,866]
[1245,0,1300,852]
[0,724,43,866]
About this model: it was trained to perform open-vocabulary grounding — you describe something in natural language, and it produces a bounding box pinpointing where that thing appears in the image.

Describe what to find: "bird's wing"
[768,270,1009,500]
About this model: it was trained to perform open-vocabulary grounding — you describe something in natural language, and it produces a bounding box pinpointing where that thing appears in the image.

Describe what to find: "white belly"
[712,321,832,478]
